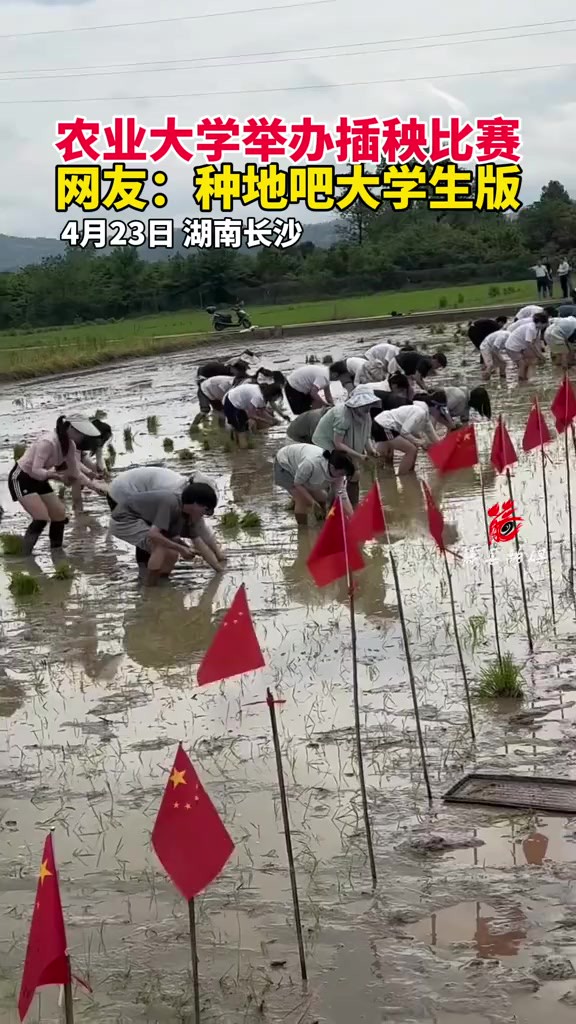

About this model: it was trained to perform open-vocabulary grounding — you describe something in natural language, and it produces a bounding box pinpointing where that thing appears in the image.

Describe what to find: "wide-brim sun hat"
[67,415,102,437]
[345,389,380,409]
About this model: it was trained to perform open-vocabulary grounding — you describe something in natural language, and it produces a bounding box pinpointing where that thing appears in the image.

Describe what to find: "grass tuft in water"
[107,443,117,467]
[163,438,174,453]
[147,415,159,434]
[123,426,134,452]
[221,509,241,531]
[188,423,201,437]
[13,443,26,461]
[0,533,23,556]
[241,511,262,530]
[477,654,524,700]
[9,572,40,597]
[178,448,193,461]
[53,562,74,580]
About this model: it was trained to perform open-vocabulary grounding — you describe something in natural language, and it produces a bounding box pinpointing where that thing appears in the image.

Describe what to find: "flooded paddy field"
[2,327,576,1023]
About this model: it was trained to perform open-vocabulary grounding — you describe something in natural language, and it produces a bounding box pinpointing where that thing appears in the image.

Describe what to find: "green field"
[0,279,541,379]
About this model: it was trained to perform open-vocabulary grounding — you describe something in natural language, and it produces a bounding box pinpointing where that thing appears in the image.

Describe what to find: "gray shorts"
[110,512,155,552]
[273,462,295,492]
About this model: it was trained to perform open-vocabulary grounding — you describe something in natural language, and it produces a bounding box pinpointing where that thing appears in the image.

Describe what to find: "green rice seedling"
[163,438,174,453]
[0,534,23,556]
[477,654,524,700]
[241,511,262,530]
[147,415,159,434]
[306,353,319,364]
[9,572,40,598]
[188,423,201,437]
[465,614,487,652]
[94,409,107,419]
[13,443,26,461]
[221,509,241,531]
[178,448,193,461]
[107,443,117,467]
[53,562,74,580]
[123,426,134,452]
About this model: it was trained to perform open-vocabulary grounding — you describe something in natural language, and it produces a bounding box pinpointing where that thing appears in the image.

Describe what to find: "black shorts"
[8,464,53,501]
[197,381,211,414]
[223,395,249,432]
[372,424,400,442]
[106,495,117,512]
[285,382,313,415]
[209,398,224,412]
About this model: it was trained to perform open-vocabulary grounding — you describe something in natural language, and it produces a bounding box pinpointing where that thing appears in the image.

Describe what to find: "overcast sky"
[0,0,575,238]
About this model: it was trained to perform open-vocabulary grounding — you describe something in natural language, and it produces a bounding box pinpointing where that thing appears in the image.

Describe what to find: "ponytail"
[470,386,491,419]
[55,415,70,456]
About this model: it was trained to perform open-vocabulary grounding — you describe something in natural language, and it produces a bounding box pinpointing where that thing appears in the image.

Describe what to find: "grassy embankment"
[0,280,539,379]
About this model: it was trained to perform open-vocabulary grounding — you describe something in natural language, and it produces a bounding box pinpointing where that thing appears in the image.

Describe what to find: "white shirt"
[480,329,509,352]
[558,261,571,275]
[506,319,541,352]
[287,364,330,394]
[200,375,235,400]
[546,316,576,342]
[109,466,214,504]
[346,357,367,379]
[444,386,470,421]
[275,443,346,494]
[227,382,266,410]
[365,342,399,365]
[531,265,547,279]
[375,401,437,442]
[514,304,543,321]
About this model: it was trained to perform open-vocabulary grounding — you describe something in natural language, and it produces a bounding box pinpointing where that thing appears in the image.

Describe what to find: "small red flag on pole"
[522,399,552,452]
[18,834,71,1022]
[551,374,576,433]
[490,416,518,474]
[152,744,234,901]
[428,424,478,474]
[422,481,446,552]
[197,584,265,686]
[349,482,386,544]
[306,496,365,587]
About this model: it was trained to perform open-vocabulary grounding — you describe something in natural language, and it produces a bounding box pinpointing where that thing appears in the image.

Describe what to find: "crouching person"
[110,481,224,584]
[274,443,354,526]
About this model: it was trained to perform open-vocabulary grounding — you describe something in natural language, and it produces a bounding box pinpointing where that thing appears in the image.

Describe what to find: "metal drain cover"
[444,772,576,814]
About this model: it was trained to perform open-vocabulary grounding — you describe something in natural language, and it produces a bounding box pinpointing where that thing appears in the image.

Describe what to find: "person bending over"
[274,444,354,526]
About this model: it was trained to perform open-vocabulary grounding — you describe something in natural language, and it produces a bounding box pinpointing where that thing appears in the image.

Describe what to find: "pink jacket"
[18,431,90,484]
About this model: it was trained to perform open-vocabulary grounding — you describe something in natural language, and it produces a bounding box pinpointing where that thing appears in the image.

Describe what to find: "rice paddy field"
[1,324,576,1023]
[0,279,539,380]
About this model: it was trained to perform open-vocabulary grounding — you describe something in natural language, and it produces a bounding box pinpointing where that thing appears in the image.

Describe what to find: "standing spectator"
[531,261,549,298]
[544,261,554,297]
[558,257,571,299]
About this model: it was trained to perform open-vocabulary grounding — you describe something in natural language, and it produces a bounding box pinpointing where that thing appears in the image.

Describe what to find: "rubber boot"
[48,519,66,550]
[347,480,360,507]
[135,547,150,567]
[21,519,47,556]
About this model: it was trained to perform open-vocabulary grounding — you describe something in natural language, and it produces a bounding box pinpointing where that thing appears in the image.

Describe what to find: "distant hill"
[0,219,339,272]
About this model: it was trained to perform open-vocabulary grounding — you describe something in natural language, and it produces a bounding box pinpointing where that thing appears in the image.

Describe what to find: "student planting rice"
[311,388,380,505]
[467,317,507,366]
[107,466,225,570]
[195,354,252,421]
[109,480,223,584]
[544,316,576,368]
[387,349,447,390]
[371,393,451,475]
[479,329,510,379]
[512,304,556,322]
[286,407,329,443]
[223,381,284,447]
[329,357,386,394]
[443,385,492,424]
[273,444,354,525]
[199,375,236,417]
[364,341,400,370]
[505,313,548,381]
[284,363,334,414]
[8,415,104,555]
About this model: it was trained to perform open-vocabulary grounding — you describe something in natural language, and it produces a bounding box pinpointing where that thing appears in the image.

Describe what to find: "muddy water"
[2,326,576,1023]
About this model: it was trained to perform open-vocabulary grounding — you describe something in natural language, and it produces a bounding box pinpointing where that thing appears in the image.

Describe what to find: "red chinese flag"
[422,481,445,552]
[349,483,386,544]
[490,416,518,474]
[307,497,365,587]
[428,424,478,475]
[197,584,265,686]
[18,835,70,1022]
[551,375,576,433]
[152,744,234,902]
[522,400,552,452]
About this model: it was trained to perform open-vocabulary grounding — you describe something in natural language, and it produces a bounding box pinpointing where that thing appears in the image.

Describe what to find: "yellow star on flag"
[327,505,336,518]
[170,768,186,788]
[38,859,52,885]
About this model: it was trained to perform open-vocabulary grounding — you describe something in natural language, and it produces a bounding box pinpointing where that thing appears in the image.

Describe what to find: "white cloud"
[0,0,575,236]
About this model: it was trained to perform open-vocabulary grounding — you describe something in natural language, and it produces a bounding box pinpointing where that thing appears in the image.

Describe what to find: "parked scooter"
[206,304,253,332]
